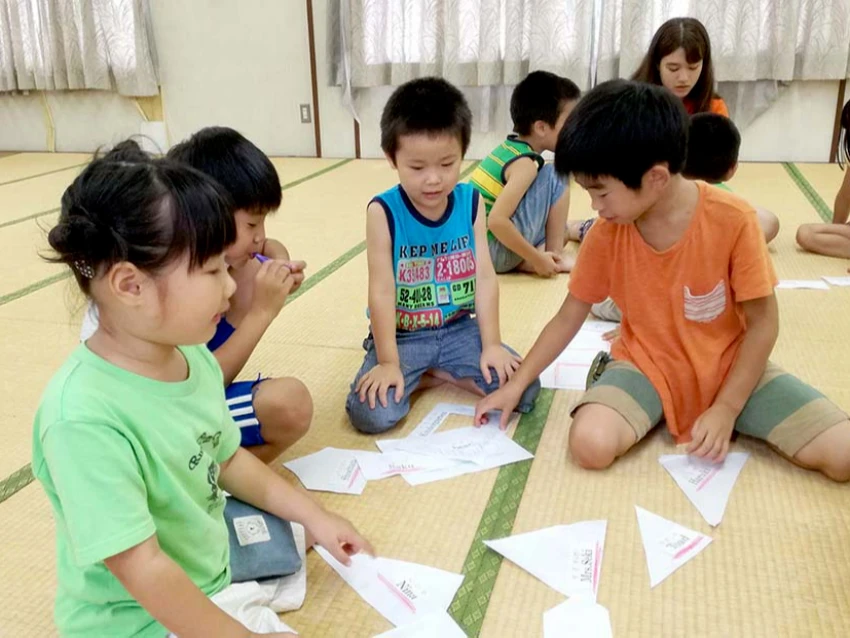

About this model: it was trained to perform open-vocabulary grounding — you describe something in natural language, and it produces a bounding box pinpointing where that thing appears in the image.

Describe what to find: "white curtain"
[597,0,850,82]
[331,0,598,91]
[0,0,158,95]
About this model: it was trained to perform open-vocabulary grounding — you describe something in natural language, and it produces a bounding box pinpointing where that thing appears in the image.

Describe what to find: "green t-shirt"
[32,344,241,638]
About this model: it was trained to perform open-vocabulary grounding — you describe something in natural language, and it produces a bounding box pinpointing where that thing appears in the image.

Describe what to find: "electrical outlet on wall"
[300,104,312,124]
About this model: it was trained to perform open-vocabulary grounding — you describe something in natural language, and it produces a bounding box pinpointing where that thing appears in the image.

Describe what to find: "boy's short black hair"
[380,77,472,161]
[511,71,581,135]
[168,126,281,214]
[683,113,741,183]
[555,79,688,190]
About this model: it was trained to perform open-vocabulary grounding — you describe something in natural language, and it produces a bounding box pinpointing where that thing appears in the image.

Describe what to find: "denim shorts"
[346,315,541,434]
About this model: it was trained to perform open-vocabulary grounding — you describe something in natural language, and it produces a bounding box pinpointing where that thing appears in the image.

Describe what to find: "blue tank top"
[207,317,236,351]
[372,183,479,332]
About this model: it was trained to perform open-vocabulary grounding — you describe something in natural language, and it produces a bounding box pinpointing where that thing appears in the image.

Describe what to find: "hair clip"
[74,260,95,279]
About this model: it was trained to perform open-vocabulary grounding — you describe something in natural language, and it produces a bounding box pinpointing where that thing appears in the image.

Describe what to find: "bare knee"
[793,420,850,482]
[796,224,816,250]
[760,212,780,244]
[568,405,634,470]
[256,377,313,443]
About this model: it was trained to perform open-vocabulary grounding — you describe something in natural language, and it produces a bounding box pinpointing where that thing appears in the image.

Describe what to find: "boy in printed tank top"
[346,78,541,434]
[476,80,850,482]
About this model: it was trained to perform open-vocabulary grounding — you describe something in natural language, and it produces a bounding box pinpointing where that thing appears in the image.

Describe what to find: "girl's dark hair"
[840,100,850,169]
[631,17,717,114]
[47,139,236,295]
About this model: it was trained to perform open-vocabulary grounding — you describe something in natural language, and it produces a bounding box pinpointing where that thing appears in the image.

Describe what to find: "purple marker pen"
[252,253,270,263]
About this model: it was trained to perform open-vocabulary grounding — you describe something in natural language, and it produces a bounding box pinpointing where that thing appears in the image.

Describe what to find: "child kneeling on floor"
[470,71,580,276]
[35,145,372,637]
[476,80,850,482]
[346,78,541,434]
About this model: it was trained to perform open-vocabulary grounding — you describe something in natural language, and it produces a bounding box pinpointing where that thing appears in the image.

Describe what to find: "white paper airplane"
[316,548,464,628]
[484,521,607,600]
[373,610,467,637]
[283,447,367,495]
[543,595,612,638]
[776,279,830,290]
[635,506,712,588]
[658,453,748,526]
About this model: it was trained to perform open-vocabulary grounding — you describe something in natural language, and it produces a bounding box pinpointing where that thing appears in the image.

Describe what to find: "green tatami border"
[0,161,89,188]
[783,162,833,223]
[449,389,556,636]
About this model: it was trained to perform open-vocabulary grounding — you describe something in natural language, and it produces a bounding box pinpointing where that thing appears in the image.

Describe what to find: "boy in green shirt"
[470,71,580,276]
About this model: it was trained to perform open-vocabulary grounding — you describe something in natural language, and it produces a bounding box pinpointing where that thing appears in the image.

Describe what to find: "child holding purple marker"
[80,129,312,463]
[167,127,312,463]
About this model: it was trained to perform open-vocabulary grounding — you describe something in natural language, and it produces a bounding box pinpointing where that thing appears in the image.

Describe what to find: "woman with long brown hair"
[632,17,728,116]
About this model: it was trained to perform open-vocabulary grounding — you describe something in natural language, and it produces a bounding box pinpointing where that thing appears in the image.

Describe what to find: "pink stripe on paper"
[674,536,704,560]
[377,572,417,612]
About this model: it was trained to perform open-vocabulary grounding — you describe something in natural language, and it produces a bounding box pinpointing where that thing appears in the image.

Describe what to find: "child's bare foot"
[566,219,584,242]
[554,253,575,273]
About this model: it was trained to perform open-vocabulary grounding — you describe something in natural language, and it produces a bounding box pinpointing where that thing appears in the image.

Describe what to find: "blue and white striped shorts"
[225,379,267,447]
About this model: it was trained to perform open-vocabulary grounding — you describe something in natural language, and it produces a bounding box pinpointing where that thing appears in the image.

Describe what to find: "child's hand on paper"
[307,510,374,566]
[602,325,620,342]
[356,363,405,409]
[480,345,521,387]
[686,403,737,462]
[474,382,523,430]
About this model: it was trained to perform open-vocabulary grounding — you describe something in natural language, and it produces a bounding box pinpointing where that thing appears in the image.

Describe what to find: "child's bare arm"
[104,536,254,638]
[354,202,405,408]
[715,295,778,411]
[688,294,779,460]
[834,168,850,225]
[475,293,592,427]
[261,239,291,261]
[366,203,400,365]
[487,159,548,265]
[473,194,502,351]
[213,261,295,385]
[544,184,570,252]
[219,448,373,565]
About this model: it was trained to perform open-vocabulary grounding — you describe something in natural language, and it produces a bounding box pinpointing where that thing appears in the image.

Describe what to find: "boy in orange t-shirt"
[476,80,850,481]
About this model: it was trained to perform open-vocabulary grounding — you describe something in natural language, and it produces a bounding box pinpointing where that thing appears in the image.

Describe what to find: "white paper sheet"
[283,447,367,495]
[484,521,607,600]
[373,611,467,637]
[659,453,749,526]
[635,506,712,588]
[391,426,501,465]
[543,596,613,638]
[823,276,850,287]
[776,279,830,290]
[316,548,464,628]
[378,425,533,486]
[407,403,516,438]
[353,450,457,481]
[540,321,618,390]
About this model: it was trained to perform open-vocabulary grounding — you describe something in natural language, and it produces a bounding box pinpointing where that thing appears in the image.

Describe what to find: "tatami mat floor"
[0,154,848,637]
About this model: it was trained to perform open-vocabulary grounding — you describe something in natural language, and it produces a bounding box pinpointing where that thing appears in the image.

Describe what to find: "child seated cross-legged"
[35,145,371,638]
[470,71,581,277]
[346,78,541,434]
[476,80,850,482]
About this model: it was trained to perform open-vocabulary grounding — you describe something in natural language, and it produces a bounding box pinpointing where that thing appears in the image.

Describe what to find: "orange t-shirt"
[684,97,729,116]
[569,183,777,441]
